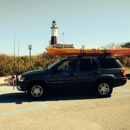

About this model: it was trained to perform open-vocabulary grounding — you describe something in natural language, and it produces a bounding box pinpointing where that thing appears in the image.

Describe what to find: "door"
[77,58,98,89]
[48,60,78,89]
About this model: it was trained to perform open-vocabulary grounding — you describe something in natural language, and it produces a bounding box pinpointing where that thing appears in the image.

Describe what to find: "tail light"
[121,69,126,77]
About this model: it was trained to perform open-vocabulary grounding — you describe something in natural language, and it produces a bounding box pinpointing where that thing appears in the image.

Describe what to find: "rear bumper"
[113,77,127,87]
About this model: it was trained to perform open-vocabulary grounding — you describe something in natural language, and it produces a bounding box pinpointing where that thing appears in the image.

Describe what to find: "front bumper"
[18,81,28,91]
[17,86,22,91]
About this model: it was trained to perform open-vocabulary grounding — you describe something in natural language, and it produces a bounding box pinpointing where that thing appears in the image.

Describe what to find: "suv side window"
[80,59,97,71]
[98,58,120,69]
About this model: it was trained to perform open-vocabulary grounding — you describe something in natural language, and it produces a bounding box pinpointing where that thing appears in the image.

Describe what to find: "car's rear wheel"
[95,80,113,97]
[27,83,46,99]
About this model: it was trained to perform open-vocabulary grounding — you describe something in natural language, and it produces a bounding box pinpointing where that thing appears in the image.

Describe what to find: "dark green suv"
[18,55,127,99]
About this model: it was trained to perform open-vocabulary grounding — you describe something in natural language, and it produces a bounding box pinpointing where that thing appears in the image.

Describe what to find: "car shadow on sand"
[0,89,104,104]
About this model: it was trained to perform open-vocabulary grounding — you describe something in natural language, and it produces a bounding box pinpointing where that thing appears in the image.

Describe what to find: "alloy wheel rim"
[31,85,43,97]
[98,83,110,95]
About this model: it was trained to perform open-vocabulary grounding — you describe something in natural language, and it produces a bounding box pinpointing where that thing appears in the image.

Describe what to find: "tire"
[27,82,46,99]
[95,80,113,97]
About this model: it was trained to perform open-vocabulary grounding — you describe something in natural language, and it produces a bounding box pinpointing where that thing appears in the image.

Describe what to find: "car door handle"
[93,71,100,74]
[69,73,77,76]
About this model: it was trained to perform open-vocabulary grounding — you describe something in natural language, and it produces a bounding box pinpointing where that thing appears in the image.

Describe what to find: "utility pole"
[14,31,15,75]
[28,44,32,70]
[18,39,19,74]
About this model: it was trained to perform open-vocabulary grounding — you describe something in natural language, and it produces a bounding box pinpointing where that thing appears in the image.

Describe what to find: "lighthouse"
[51,20,58,46]
[48,20,74,48]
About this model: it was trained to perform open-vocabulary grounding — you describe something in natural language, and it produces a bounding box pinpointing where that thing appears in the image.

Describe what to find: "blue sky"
[0,0,130,56]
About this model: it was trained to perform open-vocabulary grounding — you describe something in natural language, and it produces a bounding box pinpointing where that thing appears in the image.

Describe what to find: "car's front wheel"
[95,80,113,97]
[27,82,46,99]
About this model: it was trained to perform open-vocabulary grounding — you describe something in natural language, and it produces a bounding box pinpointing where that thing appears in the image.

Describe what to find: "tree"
[121,42,130,48]
[101,43,121,48]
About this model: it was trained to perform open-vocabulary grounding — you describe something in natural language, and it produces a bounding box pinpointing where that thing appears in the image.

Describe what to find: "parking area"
[0,78,130,130]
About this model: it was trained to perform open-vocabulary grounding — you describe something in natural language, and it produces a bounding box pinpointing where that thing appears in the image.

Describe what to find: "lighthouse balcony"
[51,44,74,48]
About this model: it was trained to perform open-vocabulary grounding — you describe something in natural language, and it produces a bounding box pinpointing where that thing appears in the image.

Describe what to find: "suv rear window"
[98,58,121,69]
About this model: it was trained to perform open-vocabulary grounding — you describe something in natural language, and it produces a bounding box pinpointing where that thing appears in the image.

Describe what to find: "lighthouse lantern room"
[51,20,58,46]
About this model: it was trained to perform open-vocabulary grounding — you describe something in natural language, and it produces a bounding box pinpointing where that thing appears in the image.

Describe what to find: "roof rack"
[76,49,111,58]
[98,53,111,59]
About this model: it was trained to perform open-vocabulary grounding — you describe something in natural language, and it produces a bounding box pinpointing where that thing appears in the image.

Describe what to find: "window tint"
[98,58,120,69]
[80,59,97,71]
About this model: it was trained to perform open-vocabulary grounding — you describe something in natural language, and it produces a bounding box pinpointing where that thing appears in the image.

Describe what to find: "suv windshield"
[47,60,62,70]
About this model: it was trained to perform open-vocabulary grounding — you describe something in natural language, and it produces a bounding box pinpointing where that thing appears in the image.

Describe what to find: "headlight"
[20,76,25,81]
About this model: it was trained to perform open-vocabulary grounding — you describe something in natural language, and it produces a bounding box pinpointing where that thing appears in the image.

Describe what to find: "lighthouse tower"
[51,20,58,46]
